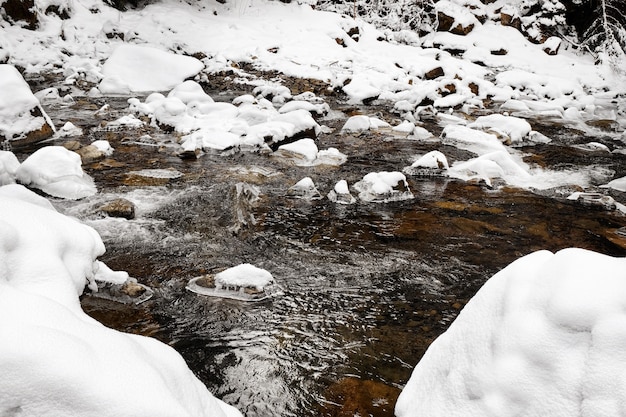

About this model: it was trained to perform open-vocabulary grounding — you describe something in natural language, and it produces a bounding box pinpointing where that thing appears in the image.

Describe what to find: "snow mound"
[0,185,241,417]
[16,146,97,200]
[404,151,449,177]
[99,45,204,94]
[396,248,626,417]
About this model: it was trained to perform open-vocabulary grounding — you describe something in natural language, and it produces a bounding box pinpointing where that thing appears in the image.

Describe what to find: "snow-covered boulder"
[403,151,449,177]
[341,115,391,133]
[287,177,322,200]
[0,65,55,147]
[99,45,204,94]
[396,248,626,417]
[468,114,532,144]
[353,171,413,203]
[435,0,480,35]
[327,179,356,205]
[0,185,241,417]
[16,146,97,200]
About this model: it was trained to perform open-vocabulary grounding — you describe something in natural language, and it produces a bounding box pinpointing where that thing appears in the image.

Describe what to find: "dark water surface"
[23,82,626,417]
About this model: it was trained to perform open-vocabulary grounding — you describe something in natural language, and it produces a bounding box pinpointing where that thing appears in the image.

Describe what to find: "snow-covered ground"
[1,0,626,415]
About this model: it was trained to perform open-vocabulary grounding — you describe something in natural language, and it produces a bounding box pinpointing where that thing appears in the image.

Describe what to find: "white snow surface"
[396,248,626,417]
[0,185,241,417]
[99,44,204,94]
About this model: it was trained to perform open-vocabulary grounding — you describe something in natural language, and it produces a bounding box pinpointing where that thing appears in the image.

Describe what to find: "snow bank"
[0,185,241,417]
[0,65,55,144]
[99,45,204,94]
[396,248,626,417]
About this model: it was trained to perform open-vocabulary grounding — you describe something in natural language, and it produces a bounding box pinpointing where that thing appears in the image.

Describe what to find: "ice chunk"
[187,264,282,302]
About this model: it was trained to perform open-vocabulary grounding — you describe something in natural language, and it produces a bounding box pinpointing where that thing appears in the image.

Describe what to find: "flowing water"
[19,77,626,417]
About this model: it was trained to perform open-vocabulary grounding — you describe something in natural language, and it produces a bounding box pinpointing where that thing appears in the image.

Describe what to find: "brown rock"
[501,11,521,30]
[121,280,146,298]
[424,66,445,80]
[98,198,136,220]
[491,48,508,55]
[75,144,105,164]
[450,22,474,36]
[437,11,456,32]
[7,106,55,148]
[468,82,480,95]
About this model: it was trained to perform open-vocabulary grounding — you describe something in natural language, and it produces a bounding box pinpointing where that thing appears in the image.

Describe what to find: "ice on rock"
[187,264,282,302]
[16,146,97,200]
[468,114,532,144]
[396,248,626,417]
[288,176,322,200]
[441,125,507,155]
[404,151,449,177]
[99,45,204,94]
[0,185,241,417]
[601,176,626,192]
[327,179,356,205]
[448,151,531,187]
[354,171,414,203]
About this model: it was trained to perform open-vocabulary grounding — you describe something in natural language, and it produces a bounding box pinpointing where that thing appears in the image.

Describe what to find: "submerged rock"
[98,198,136,220]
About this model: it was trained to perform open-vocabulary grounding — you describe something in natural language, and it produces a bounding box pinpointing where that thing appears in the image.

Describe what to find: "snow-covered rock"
[0,65,55,146]
[468,114,532,144]
[0,185,241,417]
[16,146,97,200]
[287,176,322,200]
[341,115,391,133]
[353,171,413,203]
[327,179,356,205]
[396,248,626,417]
[404,151,449,177]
